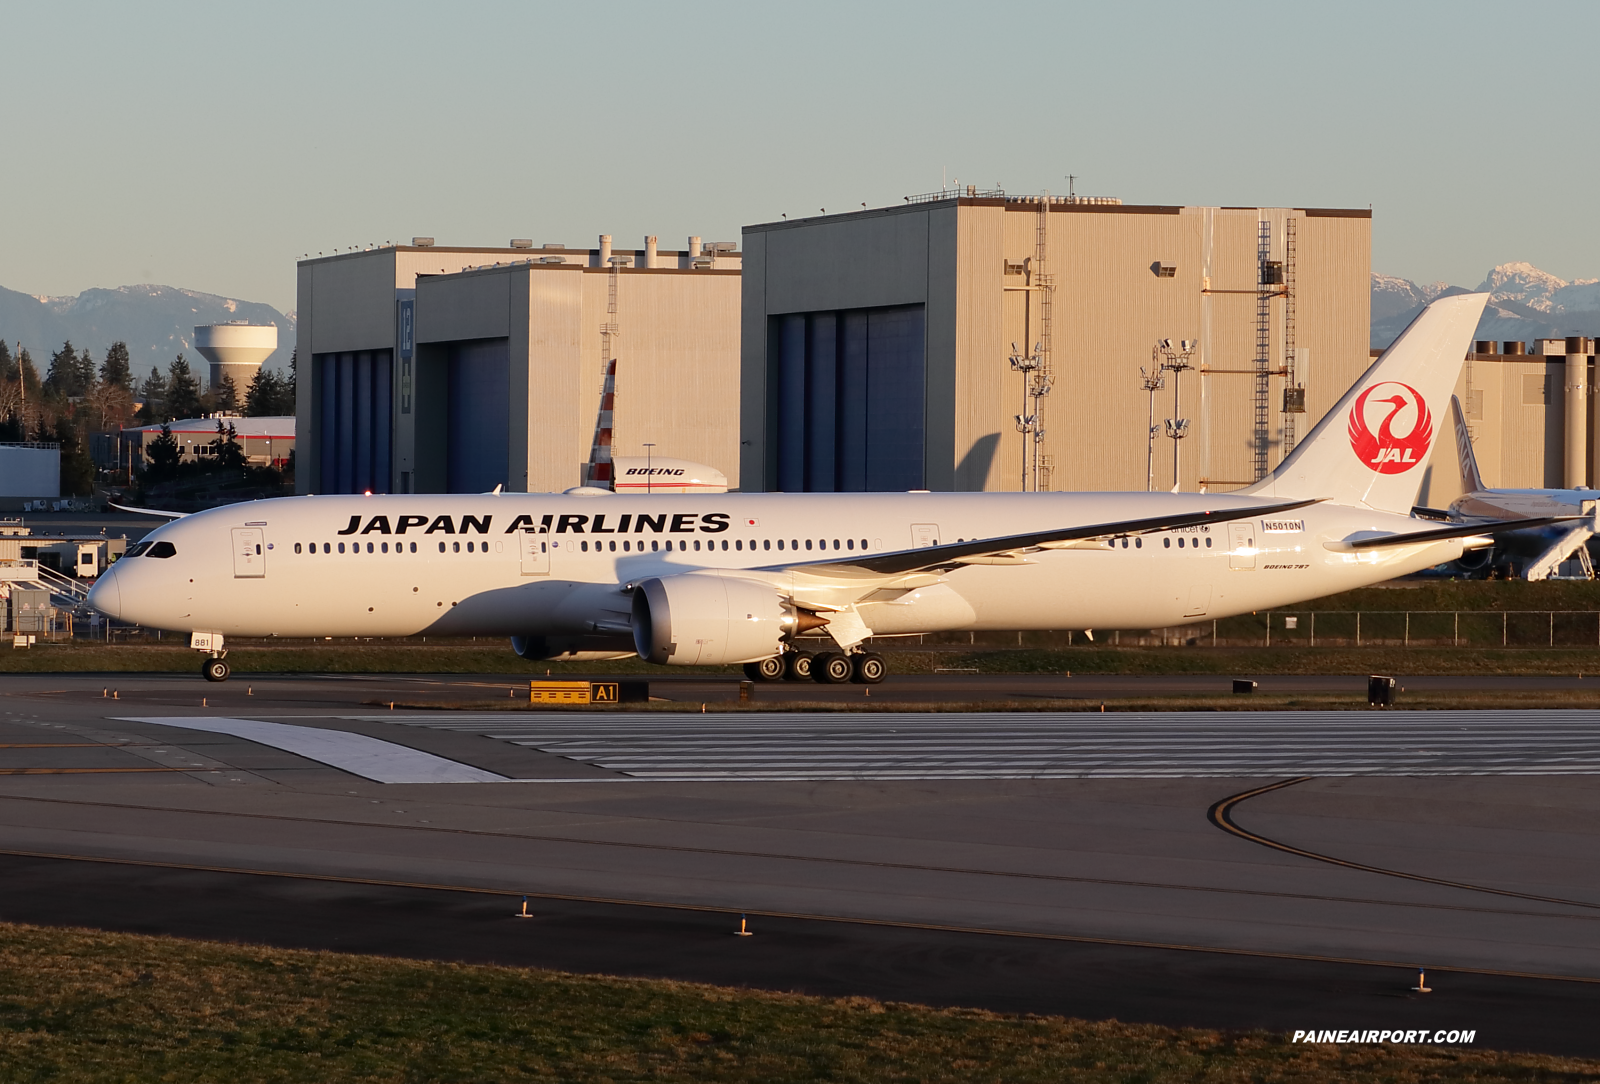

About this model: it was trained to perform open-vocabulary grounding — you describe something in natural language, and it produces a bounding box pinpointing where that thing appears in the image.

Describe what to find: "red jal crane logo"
[1348,381,1433,474]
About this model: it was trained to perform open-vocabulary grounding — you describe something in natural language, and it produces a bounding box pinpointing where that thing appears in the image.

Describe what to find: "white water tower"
[194,323,277,396]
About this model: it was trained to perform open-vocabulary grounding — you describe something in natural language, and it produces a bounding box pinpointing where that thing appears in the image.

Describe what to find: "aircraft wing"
[108,502,188,520]
[766,497,1323,578]
[1324,516,1578,552]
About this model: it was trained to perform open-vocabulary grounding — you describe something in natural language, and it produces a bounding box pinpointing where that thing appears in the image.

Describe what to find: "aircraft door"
[231,528,265,578]
[911,523,941,548]
[1227,522,1257,570]
[519,529,550,576]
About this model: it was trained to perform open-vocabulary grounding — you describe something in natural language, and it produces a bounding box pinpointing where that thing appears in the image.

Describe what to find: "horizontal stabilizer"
[1324,516,1576,552]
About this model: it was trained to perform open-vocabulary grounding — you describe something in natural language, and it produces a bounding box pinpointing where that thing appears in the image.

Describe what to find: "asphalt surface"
[2,671,1598,1056]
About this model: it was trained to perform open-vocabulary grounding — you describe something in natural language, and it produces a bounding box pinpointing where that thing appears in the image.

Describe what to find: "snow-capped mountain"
[0,284,295,378]
[1373,263,1600,348]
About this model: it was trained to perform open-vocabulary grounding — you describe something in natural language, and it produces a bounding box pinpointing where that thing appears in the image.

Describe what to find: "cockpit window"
[147,541,177,559]
[125,541,153,558]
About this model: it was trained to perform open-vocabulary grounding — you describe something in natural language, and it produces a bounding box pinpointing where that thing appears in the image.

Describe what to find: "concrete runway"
[2,671,1599,1055]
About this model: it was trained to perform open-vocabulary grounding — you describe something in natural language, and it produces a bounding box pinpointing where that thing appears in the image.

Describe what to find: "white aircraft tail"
[1450,394,1487,493]
[1242,292,1488,513]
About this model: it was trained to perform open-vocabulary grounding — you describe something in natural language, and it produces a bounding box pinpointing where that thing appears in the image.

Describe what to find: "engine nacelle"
[631,572,787,665]
[511,634,635,662]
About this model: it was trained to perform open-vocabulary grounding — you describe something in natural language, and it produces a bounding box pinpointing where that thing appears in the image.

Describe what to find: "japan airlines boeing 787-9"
[90,292,1559,683]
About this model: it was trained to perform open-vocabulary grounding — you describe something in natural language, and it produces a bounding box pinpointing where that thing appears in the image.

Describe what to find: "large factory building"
[740,192,1371,493]
[295,237,740,495]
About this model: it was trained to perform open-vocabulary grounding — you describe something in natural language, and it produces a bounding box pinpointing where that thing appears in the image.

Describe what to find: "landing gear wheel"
[744,656,786,682]
[202,658,230,683]
[851,652,887,684]
[784,651,814,681]
[813,651,854,684]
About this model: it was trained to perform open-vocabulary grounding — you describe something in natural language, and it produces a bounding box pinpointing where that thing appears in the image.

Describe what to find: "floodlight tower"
[1156,338,1199,490]
[1139,355,1166,492]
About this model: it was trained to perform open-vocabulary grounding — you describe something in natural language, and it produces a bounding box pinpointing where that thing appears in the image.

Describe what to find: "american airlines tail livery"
[90,292,1557,684]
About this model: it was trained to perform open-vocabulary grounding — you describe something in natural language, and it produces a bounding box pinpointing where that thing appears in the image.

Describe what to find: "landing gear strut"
[202,656,231,683]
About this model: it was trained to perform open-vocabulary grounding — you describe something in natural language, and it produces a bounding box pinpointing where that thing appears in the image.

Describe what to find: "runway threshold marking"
[0,845,1596,987]
[1208,777,1600,912]
[0,791,1589,924]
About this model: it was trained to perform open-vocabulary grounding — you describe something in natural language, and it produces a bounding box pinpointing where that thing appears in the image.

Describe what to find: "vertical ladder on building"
[586,258,623,488]
[1280,217,1299,456]
[601,259,621,370]
[584,360,618,488]
[1253,220,1272,481]
[1033,195,1055,491]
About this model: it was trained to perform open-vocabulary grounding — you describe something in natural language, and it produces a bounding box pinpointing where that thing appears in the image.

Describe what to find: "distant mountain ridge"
[0,283,294,380]
[1372,263,1600,348]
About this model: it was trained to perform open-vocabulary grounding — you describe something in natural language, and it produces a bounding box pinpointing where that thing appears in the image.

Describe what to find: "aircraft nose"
[86,565,121,620]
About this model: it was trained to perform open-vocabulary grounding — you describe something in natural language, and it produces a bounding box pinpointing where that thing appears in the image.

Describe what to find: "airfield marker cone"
[734,913,752,937]
[515,896,534,919]
[202,698,207,707]
[1411,969,1432,993]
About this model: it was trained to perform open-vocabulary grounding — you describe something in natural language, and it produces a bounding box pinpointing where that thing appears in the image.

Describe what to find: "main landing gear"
[743,647,886,685]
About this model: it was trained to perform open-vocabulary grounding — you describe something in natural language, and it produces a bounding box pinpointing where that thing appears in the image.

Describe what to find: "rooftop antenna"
[1067,174,1076,201]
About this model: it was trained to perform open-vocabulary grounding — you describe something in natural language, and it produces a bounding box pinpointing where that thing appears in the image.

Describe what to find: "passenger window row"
[294,541,496,554]
[577,537,871,554]
[1111,535,1213,549]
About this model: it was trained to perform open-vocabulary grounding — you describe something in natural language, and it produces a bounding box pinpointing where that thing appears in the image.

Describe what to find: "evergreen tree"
[0,341,14,383]
[287,349,297,404]
[166,354,202,419]
[55,415,95,497]
[72,346,97,394]
[146,422,181,479]
[213,373,239,412]
[213,419,246,470]
[45,341,84,397]
[100,342,132,389]
[244,368,283,416]
[136,365,167,423]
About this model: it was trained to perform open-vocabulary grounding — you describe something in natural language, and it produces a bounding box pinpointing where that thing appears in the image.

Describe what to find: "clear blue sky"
[3,1,1595,313]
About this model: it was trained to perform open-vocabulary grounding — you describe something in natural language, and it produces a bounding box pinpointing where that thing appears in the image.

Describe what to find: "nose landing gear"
[202,656,231,683]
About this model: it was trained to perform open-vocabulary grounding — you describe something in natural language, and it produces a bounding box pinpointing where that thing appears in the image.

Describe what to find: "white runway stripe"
[362,710,1600,780]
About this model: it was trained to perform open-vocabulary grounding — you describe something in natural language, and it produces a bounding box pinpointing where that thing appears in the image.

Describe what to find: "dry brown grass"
[2,921,1597,1082]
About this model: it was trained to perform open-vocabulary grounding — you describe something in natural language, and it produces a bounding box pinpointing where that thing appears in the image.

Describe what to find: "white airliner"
[91,292,1559,684]
[1414,395,1599,579]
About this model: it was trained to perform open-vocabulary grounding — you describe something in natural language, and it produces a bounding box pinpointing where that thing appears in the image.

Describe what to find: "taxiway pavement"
[2,672,1597,1056]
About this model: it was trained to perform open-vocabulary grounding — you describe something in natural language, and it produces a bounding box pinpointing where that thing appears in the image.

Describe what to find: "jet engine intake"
[631,572,787,665]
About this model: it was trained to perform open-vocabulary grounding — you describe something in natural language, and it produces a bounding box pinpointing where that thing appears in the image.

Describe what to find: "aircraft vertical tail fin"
[1241,292,1488,513]
[1451,394,1486,493]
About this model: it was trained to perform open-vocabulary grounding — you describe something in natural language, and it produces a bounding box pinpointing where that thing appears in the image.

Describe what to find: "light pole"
[1010,341,1047,491]
[1139,357,1166,492]
[1155,338,1198,490]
